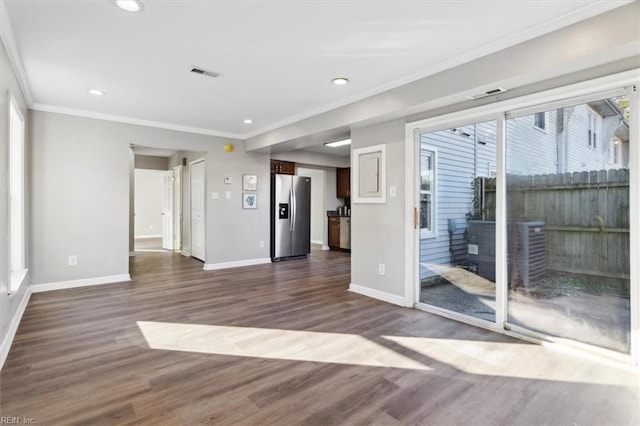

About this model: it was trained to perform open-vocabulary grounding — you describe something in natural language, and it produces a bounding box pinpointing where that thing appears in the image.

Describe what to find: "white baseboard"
[349,283,407,307]
[181,250,191,257]
[0,288,32,371]
[31,274,131,293]
[129,251,136,257]
[321,245,330,251]
[204,258,271,271]
[311,240,323,245]
[135,235,162,239]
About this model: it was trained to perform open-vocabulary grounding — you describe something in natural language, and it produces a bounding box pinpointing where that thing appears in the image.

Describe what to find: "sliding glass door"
[418,120,497,323]
[413,83,636,357]
[505,95,631,352]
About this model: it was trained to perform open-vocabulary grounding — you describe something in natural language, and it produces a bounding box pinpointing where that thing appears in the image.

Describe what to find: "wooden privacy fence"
[479,169,629,282]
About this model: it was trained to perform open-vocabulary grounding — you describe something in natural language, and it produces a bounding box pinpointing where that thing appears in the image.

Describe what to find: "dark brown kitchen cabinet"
[271,160,296,175]
[328,216,341,249]
[336,167,350,198]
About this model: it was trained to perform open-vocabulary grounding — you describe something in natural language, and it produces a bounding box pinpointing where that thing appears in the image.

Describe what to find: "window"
[420,149,435,236]
[9,94,26,293]
[533,112,546,130]
[587,109,600,148]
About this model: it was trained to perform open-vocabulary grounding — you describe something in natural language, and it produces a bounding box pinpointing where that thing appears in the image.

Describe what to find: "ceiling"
[3,0,632,156]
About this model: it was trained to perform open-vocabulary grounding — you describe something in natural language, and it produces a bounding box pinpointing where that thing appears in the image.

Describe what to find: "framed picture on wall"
[243,174,258,191]
[242,192,258,209]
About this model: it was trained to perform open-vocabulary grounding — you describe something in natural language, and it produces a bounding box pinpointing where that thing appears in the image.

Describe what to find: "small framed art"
[242,174,258,191]
[242,192,258,209]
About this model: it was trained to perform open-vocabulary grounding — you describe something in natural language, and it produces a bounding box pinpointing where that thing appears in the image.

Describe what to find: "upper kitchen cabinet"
[271,160,296,175]
[336,167,351,199]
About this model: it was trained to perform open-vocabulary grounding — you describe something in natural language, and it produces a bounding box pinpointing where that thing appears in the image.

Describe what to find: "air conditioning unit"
[467,221,546,287]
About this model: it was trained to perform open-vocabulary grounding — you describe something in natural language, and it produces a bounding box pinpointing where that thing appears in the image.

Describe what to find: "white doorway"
[161,170,174,250]
[173,165,183,252]
[297,167,326,247]
[134,169,171,251]
[190,159,206,261]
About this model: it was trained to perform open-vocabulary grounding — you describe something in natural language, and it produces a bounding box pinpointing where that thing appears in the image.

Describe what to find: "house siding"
[419,122,496,278]
[507,103,626,175]
[506,112,558,175]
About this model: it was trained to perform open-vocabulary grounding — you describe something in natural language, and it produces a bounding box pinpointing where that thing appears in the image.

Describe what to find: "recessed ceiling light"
[114,0,143,12]
[243,119,253,124]
[88,89,105,96]
[324,138,351,148]
[331,77,349,86]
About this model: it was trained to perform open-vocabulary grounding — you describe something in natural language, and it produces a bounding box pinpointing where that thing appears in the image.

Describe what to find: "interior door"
[190,160,205,261]
[162,170,174,250]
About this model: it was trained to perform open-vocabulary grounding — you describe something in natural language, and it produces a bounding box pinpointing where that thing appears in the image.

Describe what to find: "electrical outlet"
[225,191,232,199]
[378,263,385,275]
[259,241,265,248]
[68,255,78,266]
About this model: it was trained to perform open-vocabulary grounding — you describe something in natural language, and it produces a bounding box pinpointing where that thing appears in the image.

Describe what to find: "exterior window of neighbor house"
[613,139,620,165]
[420,149,436,237]
[533,112,546,130]
[9,95,27,293]
[587,109,600,148]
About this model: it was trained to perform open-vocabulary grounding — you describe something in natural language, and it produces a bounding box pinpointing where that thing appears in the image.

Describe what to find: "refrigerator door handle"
[289,186,294,231]
[291,185,296,231]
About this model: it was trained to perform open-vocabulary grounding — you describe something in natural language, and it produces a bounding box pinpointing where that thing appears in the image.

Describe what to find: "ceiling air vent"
[190,67,220,78]
[468,87,507,100]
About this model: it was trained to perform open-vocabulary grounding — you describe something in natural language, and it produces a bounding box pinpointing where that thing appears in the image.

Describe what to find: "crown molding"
[243,1,633,140]
[1,0,631,143]
[0,0,33,106]
[31,103,245,140]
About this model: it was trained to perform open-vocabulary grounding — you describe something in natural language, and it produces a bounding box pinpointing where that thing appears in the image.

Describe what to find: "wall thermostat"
[224,176,233,184]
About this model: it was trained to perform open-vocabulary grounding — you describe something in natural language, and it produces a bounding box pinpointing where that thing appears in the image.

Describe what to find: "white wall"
[0,35,31,368]
[350,120,406,298]
[30,111,271,285]
[30,112,131,284]
[135,154,169,171]
[134,169,164,238]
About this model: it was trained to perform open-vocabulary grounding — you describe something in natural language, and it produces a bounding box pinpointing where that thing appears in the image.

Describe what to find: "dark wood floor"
[1,248,638,425]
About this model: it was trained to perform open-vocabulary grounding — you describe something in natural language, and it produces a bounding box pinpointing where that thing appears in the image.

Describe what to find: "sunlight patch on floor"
[382,335,633,385]
[137,321,432,370]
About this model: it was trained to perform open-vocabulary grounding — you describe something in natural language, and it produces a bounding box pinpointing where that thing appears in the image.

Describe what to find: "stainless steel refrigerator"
[271,174,311,261]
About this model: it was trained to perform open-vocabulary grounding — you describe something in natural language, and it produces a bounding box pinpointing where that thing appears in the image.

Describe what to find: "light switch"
[225,191,232,199]
[211,192,219,200]
[389,185,397,198]
[224,176,233,184]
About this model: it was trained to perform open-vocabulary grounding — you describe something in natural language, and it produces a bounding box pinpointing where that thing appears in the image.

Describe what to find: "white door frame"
[404,69,640,364]
[189,158,206,262]
[173,165,183,251]
[162,170,174,251]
